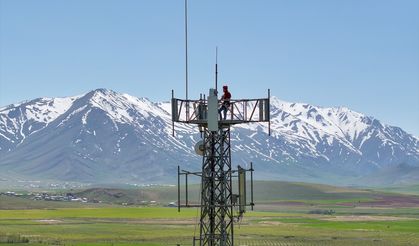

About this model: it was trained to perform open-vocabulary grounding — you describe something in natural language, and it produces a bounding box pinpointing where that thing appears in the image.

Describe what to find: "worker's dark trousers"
[218,106,227,120]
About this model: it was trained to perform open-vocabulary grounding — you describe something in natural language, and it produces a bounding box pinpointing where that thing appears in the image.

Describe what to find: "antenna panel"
[171,98,179,121]
[207,88,218,131]
[238,165,247,214]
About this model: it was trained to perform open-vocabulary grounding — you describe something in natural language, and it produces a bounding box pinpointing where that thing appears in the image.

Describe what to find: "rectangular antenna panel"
[264,99,270,121]
[171,98,179,121]
[259,99,264,121]
[207,88,218,131]
[238,166,246,213]
[197,103,207,120]
[258,99,270,121]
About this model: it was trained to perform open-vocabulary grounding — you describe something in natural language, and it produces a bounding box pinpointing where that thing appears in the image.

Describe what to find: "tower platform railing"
[171,98,270,126]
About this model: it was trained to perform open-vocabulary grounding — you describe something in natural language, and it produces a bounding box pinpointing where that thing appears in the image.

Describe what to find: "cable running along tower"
[171,1,270,245]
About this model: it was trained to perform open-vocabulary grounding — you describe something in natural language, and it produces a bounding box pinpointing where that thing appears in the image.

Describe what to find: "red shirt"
[221,91,231,106]
[222,91,231,100]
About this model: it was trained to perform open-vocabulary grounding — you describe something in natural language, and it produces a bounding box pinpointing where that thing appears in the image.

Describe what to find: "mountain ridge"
[0,88,418,186]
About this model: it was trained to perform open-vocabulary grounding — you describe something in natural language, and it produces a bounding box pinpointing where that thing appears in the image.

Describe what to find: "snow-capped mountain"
[0,89,418,185]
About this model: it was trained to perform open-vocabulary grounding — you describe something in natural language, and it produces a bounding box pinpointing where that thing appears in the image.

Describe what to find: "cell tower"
[171,1,270,245]
[172,88,270,246]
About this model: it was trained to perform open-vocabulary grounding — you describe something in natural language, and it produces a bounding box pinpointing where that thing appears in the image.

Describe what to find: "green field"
[1,207,419,245]
[1,181,419,245]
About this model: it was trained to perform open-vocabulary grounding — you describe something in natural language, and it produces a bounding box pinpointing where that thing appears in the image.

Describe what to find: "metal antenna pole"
[268,89,271,136]
[172,89,175,137]
[185,0,190,119]
[215,47,218,93]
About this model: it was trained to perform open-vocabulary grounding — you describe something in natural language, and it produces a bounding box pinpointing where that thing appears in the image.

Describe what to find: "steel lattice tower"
[172,88,270,246]
[172,2,269,244]
[199,127,233,245]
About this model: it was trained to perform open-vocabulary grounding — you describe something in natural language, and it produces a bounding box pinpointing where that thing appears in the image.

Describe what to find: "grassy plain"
[0,181,418,245]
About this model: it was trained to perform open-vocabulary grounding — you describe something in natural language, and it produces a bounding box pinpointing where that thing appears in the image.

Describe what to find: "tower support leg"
[199,127,233,246]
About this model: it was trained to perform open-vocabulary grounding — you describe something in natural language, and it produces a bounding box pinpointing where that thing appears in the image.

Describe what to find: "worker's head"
[223,85,228,92]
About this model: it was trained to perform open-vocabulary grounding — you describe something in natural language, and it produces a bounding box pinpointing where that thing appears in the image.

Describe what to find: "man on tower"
[218,85,231,120]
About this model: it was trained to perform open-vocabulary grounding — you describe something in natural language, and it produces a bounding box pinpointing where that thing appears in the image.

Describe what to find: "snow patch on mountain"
[0,96,80,148]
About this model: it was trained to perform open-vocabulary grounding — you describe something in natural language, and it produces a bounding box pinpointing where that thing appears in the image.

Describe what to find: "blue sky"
[0,0,418,135]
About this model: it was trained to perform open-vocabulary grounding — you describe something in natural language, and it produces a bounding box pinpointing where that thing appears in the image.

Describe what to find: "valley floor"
[1,182,419,245]
[0,206,419,245]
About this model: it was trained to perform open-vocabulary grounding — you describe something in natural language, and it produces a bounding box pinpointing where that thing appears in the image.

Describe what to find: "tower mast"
[172,2,270,245]
[172,89,270,245]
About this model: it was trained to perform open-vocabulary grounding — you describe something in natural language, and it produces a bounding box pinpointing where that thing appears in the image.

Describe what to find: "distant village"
[1,191,177,207]
[0,179,89,190]
[0,191,91,203]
